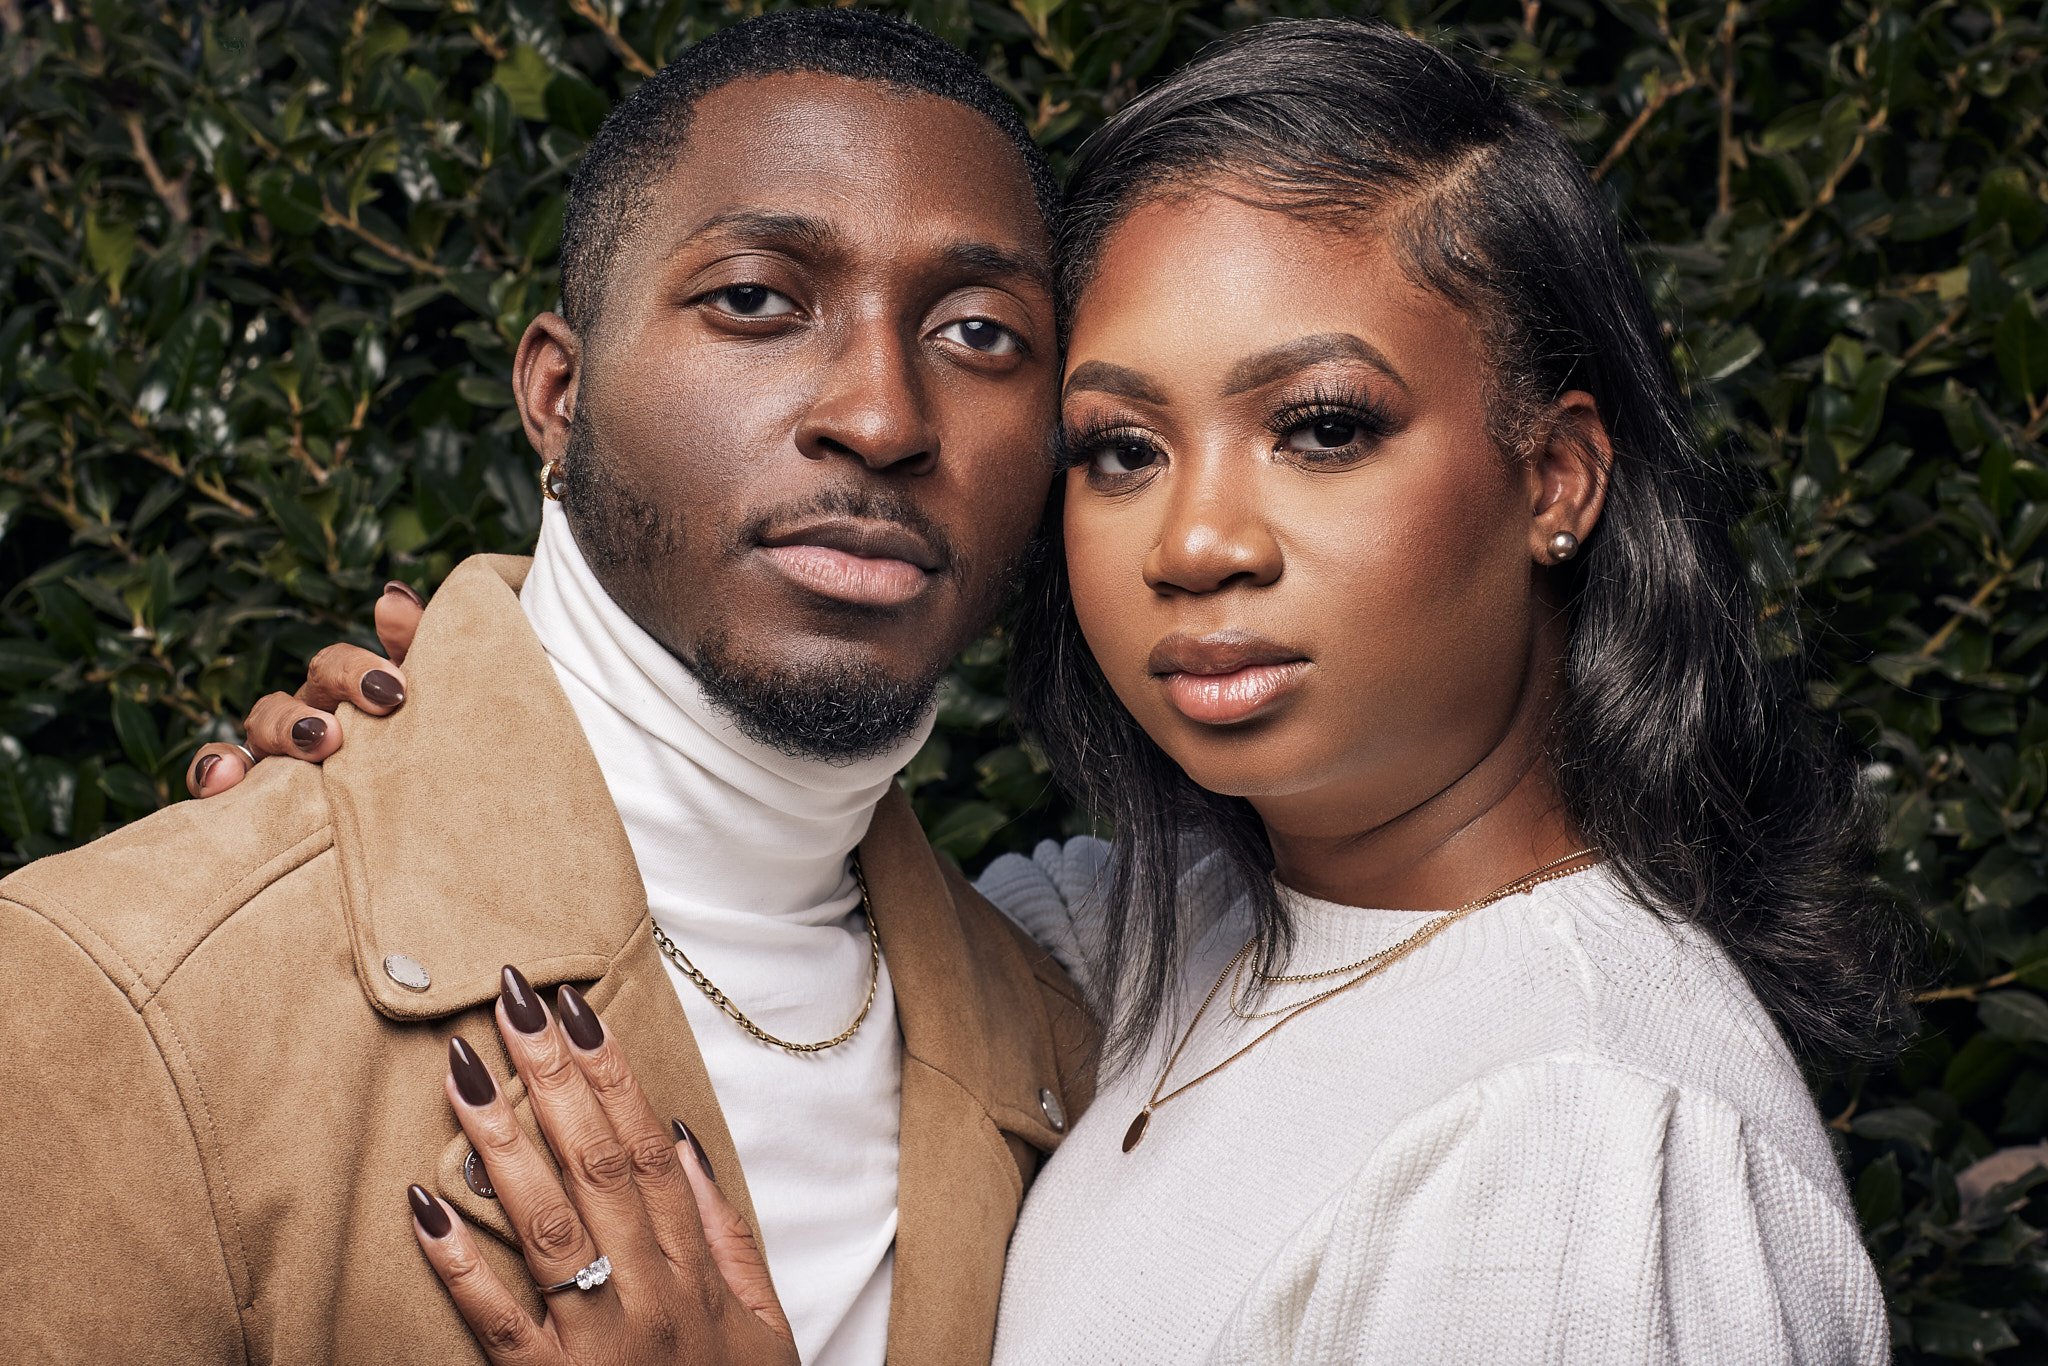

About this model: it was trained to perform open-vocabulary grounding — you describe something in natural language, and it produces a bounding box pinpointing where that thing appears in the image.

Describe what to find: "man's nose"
[1142,459,1284,595]
[794,318,938,473]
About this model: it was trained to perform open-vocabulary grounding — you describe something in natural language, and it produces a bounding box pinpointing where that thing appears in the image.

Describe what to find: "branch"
[1900,299,1969,366]
[319,200,447,277]
[567,0,654,77]
[1917,568,2011,659]
[1916,970,2017,1005]
[1773,108,1887,250]
[1593,73,1700,183]
[1716,0,1740,217]
[124,112,191,225]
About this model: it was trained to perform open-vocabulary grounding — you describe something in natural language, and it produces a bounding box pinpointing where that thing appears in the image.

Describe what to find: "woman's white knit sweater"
[975,839,1889,1365]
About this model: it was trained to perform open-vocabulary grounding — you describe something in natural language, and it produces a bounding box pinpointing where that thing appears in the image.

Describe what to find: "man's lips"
[1147,632,1312,725]
[756,517,943,609]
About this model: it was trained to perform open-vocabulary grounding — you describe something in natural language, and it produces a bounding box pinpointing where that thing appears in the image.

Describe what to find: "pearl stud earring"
[1547,530,1580,562]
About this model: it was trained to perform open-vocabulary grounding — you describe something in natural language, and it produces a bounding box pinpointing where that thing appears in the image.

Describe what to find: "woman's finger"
[493,970,670,1312]
[297,642,408,716]
[552,985,718,1277]
[407,1185,562,1366]
[243,692,342,761]
[185,742,252,798]
[676,1126,795,1345]
[443,1036,613,1334]
[378,580,425,663]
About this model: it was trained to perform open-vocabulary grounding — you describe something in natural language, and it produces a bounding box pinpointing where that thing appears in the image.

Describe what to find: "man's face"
[516,73,1058,758]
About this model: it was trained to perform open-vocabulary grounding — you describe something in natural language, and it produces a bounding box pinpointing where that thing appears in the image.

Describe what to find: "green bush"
[2,0,2044,1355]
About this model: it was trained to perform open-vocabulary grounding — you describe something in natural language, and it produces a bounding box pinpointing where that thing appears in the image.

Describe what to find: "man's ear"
[513,312,581,461]
[1526,389,1612,563]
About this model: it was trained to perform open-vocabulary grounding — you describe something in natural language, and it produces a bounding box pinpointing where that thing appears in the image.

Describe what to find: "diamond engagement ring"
[540,1255,612,1294]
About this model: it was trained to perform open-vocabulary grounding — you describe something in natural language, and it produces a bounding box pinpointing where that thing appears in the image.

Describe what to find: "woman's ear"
[513,312,582,462]
[1527,390,1612,565]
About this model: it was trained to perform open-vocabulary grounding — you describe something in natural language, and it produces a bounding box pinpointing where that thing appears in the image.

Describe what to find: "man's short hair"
[558,8,1061,330]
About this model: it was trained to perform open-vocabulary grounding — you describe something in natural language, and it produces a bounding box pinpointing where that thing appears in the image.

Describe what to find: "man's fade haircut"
[558,8,1061,331]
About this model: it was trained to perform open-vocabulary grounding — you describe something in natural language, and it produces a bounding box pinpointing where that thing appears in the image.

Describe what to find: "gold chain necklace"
[1122,849,1598,1153]
[650,856,882,1056]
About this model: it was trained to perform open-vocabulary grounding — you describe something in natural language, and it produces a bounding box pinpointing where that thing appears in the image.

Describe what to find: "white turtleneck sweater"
[520,503,926,1366]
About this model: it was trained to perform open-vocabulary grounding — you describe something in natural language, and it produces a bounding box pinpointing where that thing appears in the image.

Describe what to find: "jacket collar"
[321,553,1066,1357]
[323,554,650,1020]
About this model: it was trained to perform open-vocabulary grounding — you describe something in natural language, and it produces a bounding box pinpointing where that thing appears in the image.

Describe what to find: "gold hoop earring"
[540,460,567,502]
[1547,529,1580,562]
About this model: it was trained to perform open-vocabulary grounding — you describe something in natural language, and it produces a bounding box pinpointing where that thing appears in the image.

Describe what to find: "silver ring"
[540,1254,611,1294]
[234,744,257,767]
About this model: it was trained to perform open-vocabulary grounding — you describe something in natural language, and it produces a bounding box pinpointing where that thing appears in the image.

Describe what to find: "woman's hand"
[185,580,427,797]
[409,966,797,1366]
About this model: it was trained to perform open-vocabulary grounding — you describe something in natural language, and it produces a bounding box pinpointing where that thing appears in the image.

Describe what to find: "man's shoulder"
[940,858,1090,1014]
[1,757,332,1001]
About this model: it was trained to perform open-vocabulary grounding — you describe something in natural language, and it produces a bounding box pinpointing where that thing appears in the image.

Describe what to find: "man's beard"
[558,415,1039,764]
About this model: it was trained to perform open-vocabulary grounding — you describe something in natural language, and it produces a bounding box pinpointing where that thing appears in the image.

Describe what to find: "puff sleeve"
[1210,1057,1889,1365]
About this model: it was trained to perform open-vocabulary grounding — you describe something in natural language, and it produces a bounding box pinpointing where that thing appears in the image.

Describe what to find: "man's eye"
[936,318,1021,355]
[1089,442,1159,476]
[708,285,796,318]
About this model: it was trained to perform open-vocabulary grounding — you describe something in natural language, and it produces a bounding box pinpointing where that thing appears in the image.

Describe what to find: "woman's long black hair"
[1011,18,1920,1068]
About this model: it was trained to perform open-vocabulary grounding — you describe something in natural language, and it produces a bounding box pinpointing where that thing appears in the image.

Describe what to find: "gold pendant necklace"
[1122,849,1597,1154]
[651,855,882,1055]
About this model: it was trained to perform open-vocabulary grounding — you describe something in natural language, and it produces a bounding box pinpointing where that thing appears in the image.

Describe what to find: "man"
[1,12,1091,1364]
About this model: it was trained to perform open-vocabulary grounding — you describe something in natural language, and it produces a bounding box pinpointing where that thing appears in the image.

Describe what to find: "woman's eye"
[937,318,1020,355]
[1284,417,1361,451]
[707,284,796,318]
[1089,442,1159,476]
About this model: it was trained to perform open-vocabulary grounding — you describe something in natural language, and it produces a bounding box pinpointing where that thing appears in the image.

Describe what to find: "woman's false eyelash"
[1262,383,1395,445]
[1053,417,1161,472]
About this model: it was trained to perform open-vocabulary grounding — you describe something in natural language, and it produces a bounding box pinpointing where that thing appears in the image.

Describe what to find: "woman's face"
[1061,189,1591,844]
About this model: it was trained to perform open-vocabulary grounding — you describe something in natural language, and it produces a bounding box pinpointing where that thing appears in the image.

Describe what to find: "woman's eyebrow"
[1220,332,1409,395]
[1063,360,1168,404]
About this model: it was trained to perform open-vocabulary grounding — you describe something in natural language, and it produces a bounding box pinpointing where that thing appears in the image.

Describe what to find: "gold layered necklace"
[650,856,882,1055]
[1121,848,1599,1154]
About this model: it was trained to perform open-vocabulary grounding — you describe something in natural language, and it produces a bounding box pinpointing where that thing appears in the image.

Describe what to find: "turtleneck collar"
[518,501,935,936]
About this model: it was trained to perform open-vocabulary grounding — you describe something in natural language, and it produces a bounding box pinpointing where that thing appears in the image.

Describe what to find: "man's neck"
[515,502,934,925]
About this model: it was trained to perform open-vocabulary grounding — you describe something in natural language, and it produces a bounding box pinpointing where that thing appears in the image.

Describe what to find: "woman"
[209,19,1908,1362]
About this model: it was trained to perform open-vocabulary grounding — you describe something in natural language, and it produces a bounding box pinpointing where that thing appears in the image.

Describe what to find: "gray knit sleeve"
[974,836,1113,995]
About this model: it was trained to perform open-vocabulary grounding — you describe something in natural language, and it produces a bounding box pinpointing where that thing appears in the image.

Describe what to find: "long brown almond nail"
[291,716,327,752]
[194,753,221,791]
[361,669,405,708]
[384,580,424,608]
[449,1036,496,1107]
[500,965,546,1035]
[408,1183,451,1238]
[673,1119,715,1184]
[557,984,604,1051]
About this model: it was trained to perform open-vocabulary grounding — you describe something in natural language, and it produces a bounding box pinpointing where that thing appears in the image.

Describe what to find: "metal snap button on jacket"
[382,953,431,991]
[463,1149,495,1199]
[1039,1087,1066,1133]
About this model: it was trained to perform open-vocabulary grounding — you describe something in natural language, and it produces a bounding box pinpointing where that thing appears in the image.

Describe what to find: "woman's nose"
[1142,463,1283,594]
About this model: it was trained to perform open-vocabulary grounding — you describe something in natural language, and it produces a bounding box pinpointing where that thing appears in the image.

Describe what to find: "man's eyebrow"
[1220,332,1409,396]
[938,242,1055,297]
[667,210,841,259]
[1064,360,1168,405]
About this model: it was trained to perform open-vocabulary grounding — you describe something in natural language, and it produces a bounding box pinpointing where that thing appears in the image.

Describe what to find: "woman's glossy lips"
[1148,632,1312,725]
[1161,661,1312,724]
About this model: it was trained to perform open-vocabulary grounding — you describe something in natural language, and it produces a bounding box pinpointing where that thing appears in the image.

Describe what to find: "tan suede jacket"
[1,555,1096,1365]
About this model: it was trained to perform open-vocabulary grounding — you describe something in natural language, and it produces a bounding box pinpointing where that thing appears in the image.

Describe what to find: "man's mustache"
[737,486,960,572]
